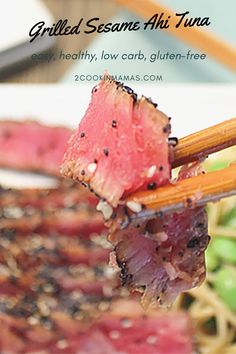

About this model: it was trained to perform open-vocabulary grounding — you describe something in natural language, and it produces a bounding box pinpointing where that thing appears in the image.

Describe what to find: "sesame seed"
[109,330,120,339]
[37,301,50,316]
[96,200,113,220]
[57,339,69,349]
[121,318,133,328]
[43,283,55,293]
[126,201,142,213]
[3,206,24,219]
[146,335,157,345]
[103,148,109,156]
[103,284,113,297]
[71,290,83,299]
[98,301,110,312]
[147,165,156,178]
[28,316,39,326]
[168,137,178,147]
[88,163,97,174]
[123,85,134,94]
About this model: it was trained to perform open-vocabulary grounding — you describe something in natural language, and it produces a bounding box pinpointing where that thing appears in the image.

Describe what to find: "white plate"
[0,84,235,187]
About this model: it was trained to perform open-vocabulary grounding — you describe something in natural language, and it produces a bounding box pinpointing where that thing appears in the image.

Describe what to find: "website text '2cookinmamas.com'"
[74,74,163,82]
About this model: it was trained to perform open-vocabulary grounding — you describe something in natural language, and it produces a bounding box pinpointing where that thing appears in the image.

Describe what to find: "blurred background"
[1,0,116,82]
[1,0,235,83]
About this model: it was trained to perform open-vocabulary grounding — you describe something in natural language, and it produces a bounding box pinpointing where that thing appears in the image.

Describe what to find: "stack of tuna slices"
[0,120,193,353]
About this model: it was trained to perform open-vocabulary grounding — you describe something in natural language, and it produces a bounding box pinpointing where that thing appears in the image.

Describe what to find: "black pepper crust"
[112,120,117,128]
[147,182,157,190]
[115,251,133,287]
[186,198,193,208]
[146,96,158,108]
[103,148,109,157]
[92,85,98,94]
[163,123,171,134]
[112,79,165,108]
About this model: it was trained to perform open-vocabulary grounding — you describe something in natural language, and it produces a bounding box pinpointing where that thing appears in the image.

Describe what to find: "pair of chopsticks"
[126,117,236,217]
[116,0,236,72]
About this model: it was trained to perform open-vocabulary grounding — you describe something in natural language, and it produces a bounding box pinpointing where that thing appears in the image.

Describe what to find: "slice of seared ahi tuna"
[108,162,209,309]
[61,76,171,207]
[0,120,73,175]
[109,206,209,309]
[0,294,193,354]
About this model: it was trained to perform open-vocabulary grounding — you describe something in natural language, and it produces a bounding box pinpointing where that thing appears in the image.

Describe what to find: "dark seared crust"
[108,206,209,308]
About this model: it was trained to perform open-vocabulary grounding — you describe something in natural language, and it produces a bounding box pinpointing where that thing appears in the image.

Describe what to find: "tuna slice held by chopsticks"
[61,77,171,207]
[0,120,73,175]
[61,75,210,309]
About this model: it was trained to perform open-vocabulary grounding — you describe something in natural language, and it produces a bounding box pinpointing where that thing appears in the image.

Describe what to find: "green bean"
[205,246,219,271]
[211,237,236,264]
[214,266,236,311]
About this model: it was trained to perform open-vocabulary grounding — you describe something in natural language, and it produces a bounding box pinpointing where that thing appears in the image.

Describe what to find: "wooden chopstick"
[126,164,236,217]
[116,0,236,71]
[172,117,236,168]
